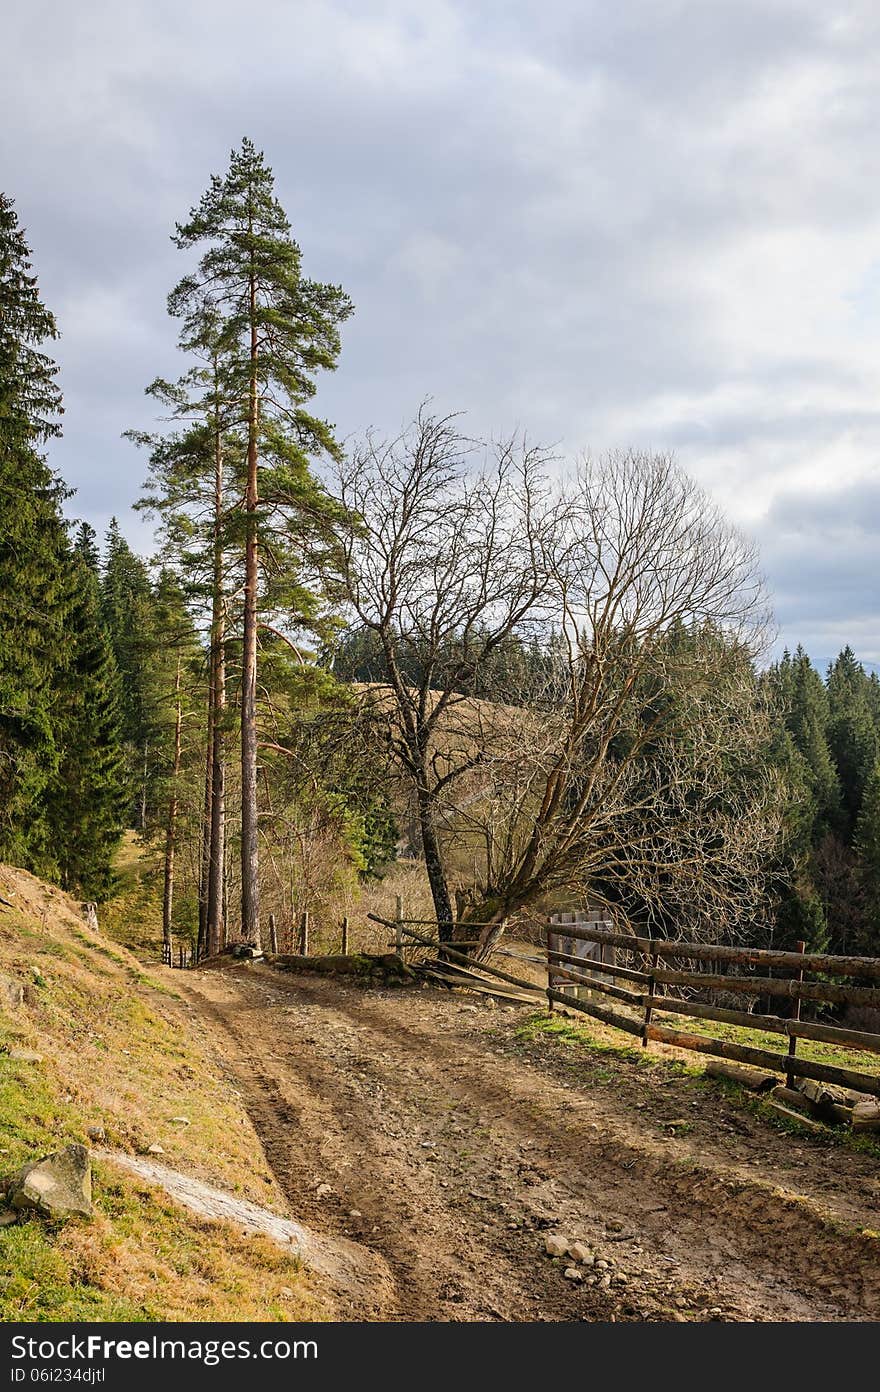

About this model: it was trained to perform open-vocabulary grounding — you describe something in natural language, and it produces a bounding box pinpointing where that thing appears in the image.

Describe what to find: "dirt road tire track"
[175,963,880,1323]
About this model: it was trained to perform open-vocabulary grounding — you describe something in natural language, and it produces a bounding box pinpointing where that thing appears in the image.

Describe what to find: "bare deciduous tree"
[333,417,782,952]
[454,450,779,950]
[331,408,560,940]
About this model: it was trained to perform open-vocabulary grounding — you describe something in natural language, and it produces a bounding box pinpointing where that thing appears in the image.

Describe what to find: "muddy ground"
[170,961,880,1322]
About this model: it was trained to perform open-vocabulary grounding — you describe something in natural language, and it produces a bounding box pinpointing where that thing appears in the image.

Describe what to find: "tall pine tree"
[132,320,243,955]
[167,138,353,945]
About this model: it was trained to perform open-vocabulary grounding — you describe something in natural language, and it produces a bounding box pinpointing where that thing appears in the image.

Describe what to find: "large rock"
[8,1144,92,1219]
[0,973,23,1012]
[544,1233,569,1257]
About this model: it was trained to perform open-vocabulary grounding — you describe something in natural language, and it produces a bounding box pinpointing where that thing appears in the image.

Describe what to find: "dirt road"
[174,961,880,1322]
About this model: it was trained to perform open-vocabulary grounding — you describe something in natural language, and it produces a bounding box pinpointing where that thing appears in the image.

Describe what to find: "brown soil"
[171,961,880,1323]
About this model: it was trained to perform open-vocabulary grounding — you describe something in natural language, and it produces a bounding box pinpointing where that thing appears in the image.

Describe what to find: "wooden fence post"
[299,911,310,957]
[643,951,658,1048]
[786,940,806,1089]
[341,916,350,955]
[268,913,278,955]
[547,919,555,1014]
[395,896,403,960]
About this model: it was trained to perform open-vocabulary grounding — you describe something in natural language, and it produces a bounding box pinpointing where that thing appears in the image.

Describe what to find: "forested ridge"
[2,144,879,961]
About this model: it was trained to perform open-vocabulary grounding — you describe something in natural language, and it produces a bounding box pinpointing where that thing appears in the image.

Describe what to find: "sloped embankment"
[0,863,388,1321]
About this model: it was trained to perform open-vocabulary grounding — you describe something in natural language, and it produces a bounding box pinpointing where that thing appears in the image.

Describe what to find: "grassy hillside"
[0,861,330,1322]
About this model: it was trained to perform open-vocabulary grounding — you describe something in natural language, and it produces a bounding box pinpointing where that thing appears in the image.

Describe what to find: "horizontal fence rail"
[546,922,880,981]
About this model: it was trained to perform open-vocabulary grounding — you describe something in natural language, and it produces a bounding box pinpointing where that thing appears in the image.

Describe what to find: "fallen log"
[797,1078,850,1108]
[705,1061,776,1091]
[771,1085,815,1113]
[772,1085,852,1126]
[851,1099,880,1132]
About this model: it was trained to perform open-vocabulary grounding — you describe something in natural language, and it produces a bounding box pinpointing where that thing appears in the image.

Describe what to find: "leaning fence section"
[545,913,880,1100]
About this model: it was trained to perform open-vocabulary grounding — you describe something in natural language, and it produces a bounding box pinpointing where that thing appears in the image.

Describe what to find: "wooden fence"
[161,940,193,969]
[546,912,880,1100]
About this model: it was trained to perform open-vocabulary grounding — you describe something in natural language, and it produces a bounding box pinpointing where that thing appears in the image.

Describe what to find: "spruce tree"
[45,554,129,897]
[73,520,100,573]
[826,647,879,834]
[855,761,880,953]
[100,520,165,829]
[168,138,353,945]
[788,647,840,833]
[0,192,70,870]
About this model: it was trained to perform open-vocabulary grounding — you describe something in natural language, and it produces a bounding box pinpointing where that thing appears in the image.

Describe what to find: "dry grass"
[98,832,166,961]
[0,860,331,1323]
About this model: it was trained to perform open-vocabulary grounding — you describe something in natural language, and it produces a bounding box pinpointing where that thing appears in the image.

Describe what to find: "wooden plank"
[651,994,789,1035]
[652,995,880,1056]
[422,957,538,997]
[765,1098,826,1133]
[545,921,880,980]
[646,1023,880,1097]
[547,949,649,985]
[652,967,880,1009]
[546,987,644,1038]
[419,968,537,1006]
[547,961,644,1006]
[368,916,537,993]
[782,1018,880,1055]
[646,1022,791,1072]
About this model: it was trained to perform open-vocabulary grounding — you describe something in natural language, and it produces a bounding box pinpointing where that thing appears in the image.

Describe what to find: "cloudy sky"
[4,0,880,666]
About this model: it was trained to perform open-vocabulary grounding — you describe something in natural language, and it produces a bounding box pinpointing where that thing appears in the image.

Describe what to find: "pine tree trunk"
[197,682,213,959]
[206,423,226,956]
[240,260,261,948]
[162,660,183,953]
